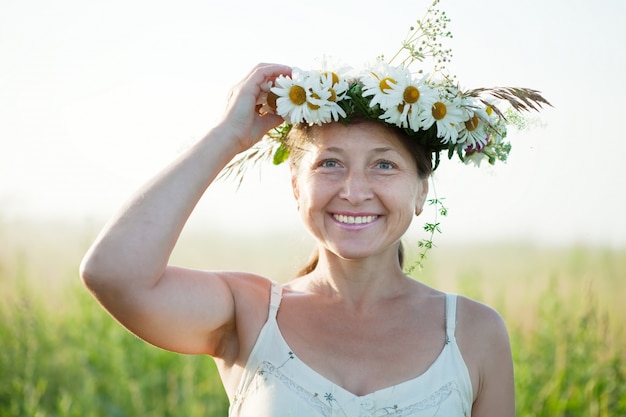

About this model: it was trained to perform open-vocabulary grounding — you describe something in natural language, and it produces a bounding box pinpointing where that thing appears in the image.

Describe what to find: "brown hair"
[287,119,432,277]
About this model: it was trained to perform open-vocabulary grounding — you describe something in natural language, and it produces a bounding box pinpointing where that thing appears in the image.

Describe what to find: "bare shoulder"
[210,270,275,357]
[454,295,514,412]
[455,295,510,339]
[222,269,274,300]
[225,270,278,338]
[209,271,280,395]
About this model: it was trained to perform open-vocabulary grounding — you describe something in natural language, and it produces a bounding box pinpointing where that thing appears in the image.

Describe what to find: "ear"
[290,164,300,203]
[415,178,429,216]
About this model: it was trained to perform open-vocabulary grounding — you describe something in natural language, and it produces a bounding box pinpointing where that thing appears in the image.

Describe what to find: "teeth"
[333,214,377,225]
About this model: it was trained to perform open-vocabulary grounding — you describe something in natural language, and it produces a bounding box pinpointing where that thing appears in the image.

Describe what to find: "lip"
[330,212,380,229]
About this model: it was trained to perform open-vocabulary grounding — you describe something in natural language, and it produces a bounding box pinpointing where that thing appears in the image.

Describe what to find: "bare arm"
[79,63,291,357]
[472,316,515,416]
[458,298,516,417]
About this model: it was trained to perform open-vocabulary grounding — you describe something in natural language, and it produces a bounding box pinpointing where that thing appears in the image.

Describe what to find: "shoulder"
[214,271,277,360]
[454,295,514,403]
[455,295,509,337]
[215,270,276,327]
[223,270,275,299]
[227,271,280,332]
[455,295,511,359]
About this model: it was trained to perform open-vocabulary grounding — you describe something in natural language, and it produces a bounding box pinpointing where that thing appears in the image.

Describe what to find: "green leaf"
[272,143,290,165]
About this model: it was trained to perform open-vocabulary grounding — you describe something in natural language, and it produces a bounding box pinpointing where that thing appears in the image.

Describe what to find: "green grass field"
[1,219,625,416]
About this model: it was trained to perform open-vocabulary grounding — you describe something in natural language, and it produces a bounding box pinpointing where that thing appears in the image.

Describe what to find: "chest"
[276,298,447,396]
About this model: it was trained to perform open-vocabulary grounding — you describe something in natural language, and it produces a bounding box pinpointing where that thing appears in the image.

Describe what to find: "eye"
[375,160,396,170]
[319,159,340,168]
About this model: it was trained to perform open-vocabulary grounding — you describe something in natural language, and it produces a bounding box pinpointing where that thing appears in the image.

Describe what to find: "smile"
[332,214,378,225]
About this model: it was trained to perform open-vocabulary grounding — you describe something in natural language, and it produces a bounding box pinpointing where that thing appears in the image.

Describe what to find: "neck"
[306,247,411,310]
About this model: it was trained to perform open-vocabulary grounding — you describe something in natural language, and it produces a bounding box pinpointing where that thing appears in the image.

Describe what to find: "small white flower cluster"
[268,61,508,166]
[270,67,351,126]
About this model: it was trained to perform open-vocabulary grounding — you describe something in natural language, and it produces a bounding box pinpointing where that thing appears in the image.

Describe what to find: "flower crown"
[222,1,551,271]
[261,64,549,168]
[224,0,550,179]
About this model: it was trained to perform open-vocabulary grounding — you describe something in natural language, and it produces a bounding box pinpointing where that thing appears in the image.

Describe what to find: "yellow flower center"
[324,71,339,86]
[267,91,278,111]
[465,114,479,131]
[307,92,321,110]
[289,85,307,105]
[379,77,396,93]
[397,102,413,115]
[486,105,493,116]
[432,101,447,120]
[328,88,337,102]
[403,86,420,104]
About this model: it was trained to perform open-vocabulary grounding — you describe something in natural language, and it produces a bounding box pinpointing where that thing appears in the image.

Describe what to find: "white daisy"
[379,103,408,128]
[271,69,312,124]
[318,70,349,122]
[304,76,334,125]
[419,89,465,144]
[379,74,438,130]
[405,76,439,131]
[463,114,509,166]
[360,61,409,109]
[457,100,490,149]
[312,55,355,83]
[311,56,352,121]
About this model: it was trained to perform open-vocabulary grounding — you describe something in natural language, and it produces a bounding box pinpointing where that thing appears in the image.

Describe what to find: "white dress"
[229,284,473,417]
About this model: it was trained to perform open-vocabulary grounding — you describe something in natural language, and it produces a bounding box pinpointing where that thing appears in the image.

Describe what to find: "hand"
[218,63,292,153]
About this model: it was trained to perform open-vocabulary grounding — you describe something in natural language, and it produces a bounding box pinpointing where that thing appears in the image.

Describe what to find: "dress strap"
[445,293,458,338]
[268,282,283,319]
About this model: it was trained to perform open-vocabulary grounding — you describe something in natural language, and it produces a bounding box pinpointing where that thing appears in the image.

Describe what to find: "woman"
[81,63,517,416]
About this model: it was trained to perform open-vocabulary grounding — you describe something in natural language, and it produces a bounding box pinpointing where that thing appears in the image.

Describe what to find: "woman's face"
[291,121,429,262]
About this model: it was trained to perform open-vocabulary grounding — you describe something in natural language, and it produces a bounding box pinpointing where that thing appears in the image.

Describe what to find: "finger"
[244,63,292,92]
[227,64,290,109]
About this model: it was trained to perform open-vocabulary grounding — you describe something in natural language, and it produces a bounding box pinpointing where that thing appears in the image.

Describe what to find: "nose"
[338,170,373,205]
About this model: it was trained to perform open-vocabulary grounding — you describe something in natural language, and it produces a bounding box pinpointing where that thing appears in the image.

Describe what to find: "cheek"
[293,179,336,228]
[296,182,323,212]
[391,183,422,215]
[292,174,314,210]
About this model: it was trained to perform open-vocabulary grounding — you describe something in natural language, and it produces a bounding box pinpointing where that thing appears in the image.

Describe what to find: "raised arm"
[79,63,291,357]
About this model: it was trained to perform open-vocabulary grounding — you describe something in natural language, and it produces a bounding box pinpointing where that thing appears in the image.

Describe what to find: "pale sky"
[1,0,625,247]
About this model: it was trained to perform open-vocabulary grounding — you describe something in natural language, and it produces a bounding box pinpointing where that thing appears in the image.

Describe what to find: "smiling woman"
[79,1,551,416]
[287,120,431,275]
[81,62,517,417]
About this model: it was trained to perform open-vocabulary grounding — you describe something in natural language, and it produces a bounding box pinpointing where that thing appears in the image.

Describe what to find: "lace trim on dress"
[252,359,464,417]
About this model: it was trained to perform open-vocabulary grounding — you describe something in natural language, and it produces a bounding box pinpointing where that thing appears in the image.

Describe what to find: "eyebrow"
[321,146,399,155]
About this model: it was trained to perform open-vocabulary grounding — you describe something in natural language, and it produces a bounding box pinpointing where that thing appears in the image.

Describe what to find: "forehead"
[308,122,408,154]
